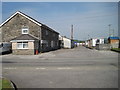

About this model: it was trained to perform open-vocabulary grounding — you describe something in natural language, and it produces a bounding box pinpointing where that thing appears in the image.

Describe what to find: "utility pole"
[112,29,114,37]
[108,24,111,37]
[88,34,90,40]
[71,24,73,40]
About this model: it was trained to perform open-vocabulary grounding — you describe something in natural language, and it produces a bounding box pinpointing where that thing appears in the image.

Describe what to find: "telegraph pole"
[71,25,73,40]
[88,34,90,40]
[112,29,114,37]
[108,24,111,37]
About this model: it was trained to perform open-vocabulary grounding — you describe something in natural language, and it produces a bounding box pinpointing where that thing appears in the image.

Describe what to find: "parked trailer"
[0,42,12,54]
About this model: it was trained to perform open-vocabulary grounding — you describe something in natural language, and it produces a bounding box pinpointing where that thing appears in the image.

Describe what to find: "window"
[46,42,49,47]
[51,41,54,48]
[17,42,28,49]
[96,39,100,44]
[17,42,22,49]
[22,27,29,34]
[53,33,55,37]
[46,30,48,35]
[57,41,59,46]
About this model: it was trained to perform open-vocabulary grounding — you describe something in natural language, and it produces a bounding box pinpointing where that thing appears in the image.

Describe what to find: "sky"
[1,2,118,40]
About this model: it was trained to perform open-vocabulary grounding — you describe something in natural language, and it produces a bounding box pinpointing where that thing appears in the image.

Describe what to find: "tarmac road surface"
[1,46,118,88]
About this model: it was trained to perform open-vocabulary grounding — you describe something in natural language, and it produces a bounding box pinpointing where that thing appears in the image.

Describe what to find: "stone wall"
[41,26,59,52]
[96,44,111,50]
[12,49,35,55]
[111,43,119,48]
[12,41,35,49]
[1,14,41,42]
[1,12,59,54]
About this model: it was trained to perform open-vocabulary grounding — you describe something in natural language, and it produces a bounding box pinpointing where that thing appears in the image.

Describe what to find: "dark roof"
[11,34,39,41]
[1,11,59,34]
[42,24,59,34]
[108,37,119,40]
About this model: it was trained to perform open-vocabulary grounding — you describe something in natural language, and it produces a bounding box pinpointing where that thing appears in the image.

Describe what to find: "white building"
[59,35,74,49]
[87,38,104,48]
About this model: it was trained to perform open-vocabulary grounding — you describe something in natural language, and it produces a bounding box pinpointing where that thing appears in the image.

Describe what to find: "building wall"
[12,42,17,49]
[1,13,59,54]
[96,44,111,50]
[110,40,119,48]
[1,14,41,42]
[34,40,40,52]
[63,37,71,49]
[41,26,59,52]
[92,39,97,47]
[12,41,35,55]
[12,49,35,55]
[99,39,104,44]
[110,40,119,44]
[88,40,92,48]
[12,41,34,49]
[28,42,34,49]
[88,38,104,47]
[109,39,119,48]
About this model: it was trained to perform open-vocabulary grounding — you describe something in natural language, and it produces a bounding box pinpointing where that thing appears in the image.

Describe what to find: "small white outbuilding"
[86,38,104,48]
[59,35,74,49]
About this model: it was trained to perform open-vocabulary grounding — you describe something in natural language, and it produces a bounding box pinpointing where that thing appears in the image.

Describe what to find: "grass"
[0,78,13,89]
[111,48,120,52]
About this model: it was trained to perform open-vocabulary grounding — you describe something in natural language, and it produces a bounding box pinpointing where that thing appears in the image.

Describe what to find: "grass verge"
[111,48,120,53]
[0,78,13,89]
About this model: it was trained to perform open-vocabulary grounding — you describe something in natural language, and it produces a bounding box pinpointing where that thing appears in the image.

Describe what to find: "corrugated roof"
[108,37,119,40]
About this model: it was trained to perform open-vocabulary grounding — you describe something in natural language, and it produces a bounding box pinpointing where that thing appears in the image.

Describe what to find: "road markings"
[3,67,73,70]
[36,68,46,70]
[4,67,16,70]
[35,67,73,70]
[57,67,72,70]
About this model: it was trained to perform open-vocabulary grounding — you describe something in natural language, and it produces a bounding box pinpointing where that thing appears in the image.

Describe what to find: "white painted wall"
[63,37,71,49]
[92,38,104,47]
[99,39,104,44]
[92,39,97,47]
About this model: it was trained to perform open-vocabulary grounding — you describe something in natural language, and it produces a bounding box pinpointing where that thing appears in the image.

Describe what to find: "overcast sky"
[2,2,118,40]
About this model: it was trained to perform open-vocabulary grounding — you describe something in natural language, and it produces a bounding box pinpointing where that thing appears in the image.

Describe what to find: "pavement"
[1,46,118,88]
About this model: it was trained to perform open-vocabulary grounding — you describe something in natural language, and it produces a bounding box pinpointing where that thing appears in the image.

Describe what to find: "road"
[1,46,118,88]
